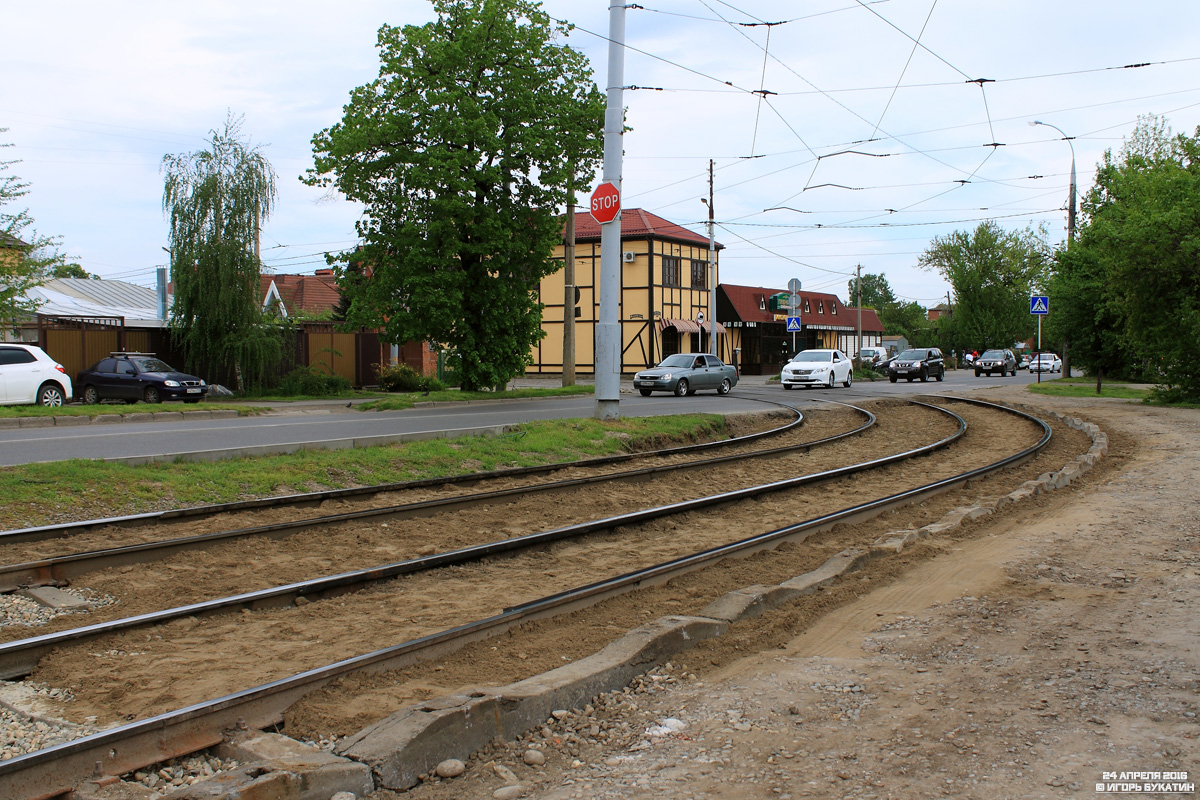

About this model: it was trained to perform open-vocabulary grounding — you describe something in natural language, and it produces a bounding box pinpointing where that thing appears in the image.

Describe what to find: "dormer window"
[830,300,837,315]
[758,295,766,310]
[803,299,810,313]
[817,301,824,315]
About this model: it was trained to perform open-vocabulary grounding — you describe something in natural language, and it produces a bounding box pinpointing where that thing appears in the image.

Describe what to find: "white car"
[1029,353,1062,373]
[0,343,73,407]
[781,348,853,389]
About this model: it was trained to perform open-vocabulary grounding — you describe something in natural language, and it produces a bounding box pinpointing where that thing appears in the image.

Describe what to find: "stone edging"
[73,404,1108,800]
[0,409,241,429]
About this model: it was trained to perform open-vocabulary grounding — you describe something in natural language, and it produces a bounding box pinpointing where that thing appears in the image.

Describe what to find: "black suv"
[76,353,208,404]
[888,347,945,383]
[975,348,1017,377]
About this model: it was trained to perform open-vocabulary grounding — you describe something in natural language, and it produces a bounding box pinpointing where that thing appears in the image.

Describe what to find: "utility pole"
[705,159,716,357]
[562,171,576,387]
[855,264,862,362]
[594,0,625,420]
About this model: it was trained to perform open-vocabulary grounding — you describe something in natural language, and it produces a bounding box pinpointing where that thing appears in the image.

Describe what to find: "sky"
[4,0,1198,307]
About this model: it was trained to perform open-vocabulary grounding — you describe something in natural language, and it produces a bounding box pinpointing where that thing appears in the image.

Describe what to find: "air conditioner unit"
[622,251,636,263]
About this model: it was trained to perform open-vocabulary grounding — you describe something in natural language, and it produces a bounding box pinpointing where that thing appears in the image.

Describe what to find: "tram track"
[0,397,1057,800]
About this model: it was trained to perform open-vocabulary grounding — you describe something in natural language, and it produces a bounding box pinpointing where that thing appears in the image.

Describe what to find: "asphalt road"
[0,368,1052,467]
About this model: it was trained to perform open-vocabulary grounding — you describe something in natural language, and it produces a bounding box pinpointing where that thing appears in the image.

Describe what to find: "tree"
[163,114,281,392]
[918,221,1051,354]
[1,131,71,332]
[51,262,97,280]
[1049,115,1200,400]
[848,271,928,344]
[306,0,605,391]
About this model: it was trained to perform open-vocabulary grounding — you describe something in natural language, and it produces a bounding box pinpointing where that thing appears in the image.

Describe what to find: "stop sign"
[589,182,621,224]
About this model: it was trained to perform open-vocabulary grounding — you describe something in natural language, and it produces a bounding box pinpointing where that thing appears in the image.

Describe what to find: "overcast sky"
[4,0,1198,306]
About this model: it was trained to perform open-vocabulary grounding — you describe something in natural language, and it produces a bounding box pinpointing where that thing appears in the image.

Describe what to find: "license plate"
[187,387,201,394]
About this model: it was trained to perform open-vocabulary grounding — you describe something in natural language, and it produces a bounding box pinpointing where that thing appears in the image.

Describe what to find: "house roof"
[27,278,164,326]
[260,271,341,316]
[719,283,883,333]
[564,208,721,249]
[1,231,29,249]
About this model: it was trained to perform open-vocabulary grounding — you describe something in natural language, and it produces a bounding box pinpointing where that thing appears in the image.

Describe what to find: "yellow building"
[528,208,726,375]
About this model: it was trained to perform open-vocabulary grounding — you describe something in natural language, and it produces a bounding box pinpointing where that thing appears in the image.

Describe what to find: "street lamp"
[1029,120,1077,245]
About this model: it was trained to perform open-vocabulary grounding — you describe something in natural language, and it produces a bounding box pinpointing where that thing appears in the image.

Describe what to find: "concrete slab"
[19,586,90,609]
[52,415,91,426]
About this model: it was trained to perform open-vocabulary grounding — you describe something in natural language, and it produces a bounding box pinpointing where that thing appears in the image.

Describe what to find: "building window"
[803,299,810,313]
[662,256,680,287]
[817,301,824,315]
[830,300,837,315]
[690,259,707,287]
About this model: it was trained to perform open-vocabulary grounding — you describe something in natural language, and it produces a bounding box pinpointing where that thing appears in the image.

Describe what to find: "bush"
[377,363,446,393]
[278,366,352,396]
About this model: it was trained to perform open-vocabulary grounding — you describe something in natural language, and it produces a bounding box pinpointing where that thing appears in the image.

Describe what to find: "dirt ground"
[384,389,1198,800]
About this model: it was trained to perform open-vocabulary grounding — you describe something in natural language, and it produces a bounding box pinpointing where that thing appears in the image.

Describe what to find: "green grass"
[0,401,263,418]
[0,412,725,530]
[358,384,593,411]
[1026,380,1150,400]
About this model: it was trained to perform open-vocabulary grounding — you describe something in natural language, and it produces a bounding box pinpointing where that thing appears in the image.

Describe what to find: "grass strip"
[1026,381,1150,400]
[0,413,724,530]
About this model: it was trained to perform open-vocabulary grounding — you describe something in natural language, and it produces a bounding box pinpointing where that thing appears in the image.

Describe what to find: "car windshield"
[896,350,925,360]
[130,357,175,372]
[790,351,832,363]
[981,350,1005,359]
[657,354,696,368]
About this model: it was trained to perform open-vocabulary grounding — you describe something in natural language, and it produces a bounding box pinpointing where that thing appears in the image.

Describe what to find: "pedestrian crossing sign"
[1030,296,1049,315]
[786,317,802,332]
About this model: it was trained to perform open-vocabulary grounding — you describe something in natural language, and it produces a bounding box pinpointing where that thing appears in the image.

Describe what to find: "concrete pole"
[707,159,716,357]
[855,264,862,361]
[595,1,625,420]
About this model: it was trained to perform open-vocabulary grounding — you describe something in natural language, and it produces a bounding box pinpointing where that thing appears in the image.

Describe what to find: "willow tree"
[306,0,605,391]
[163,115,280,391]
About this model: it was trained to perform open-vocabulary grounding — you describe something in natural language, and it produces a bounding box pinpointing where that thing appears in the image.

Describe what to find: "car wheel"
[82,385,100,405]
[144,386,162,404]
[639,389,652,397]
[936,367,945,382]
[889,375,897,383]
[826,373,835,389]
[674,379,689,397]
[718,378,732,395]
[843,370,852,388]
[783,383,794,390]
[920,368,928,382]
[975,370,981,377]
[37,383,66,407]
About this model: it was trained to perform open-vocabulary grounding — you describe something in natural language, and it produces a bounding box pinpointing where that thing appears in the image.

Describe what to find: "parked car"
[975,348,1017,377]
[780,349,854,389]
[633,353,738,396]
[888,347,945,383]
[1029,353,1063,374]
[76,352,208,404]
[858,346,888,367]
[0,343,73,407]
[1017,354,1031,370]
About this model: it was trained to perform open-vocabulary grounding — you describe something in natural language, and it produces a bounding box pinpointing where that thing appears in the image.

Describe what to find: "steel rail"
[0,405,873,594]
[0,402,906,679]
[0,398,1050,800]
[0,400,805,546]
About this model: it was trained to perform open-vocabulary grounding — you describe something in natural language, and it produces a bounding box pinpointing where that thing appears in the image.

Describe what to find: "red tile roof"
[564,208,720,249]
[260,273,342,316]
[719,283,883,332]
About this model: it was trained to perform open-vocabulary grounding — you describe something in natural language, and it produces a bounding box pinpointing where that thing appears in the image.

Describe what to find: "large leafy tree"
[163,115,281,391]
[1049,116,1200,399]
[306,0,605,391]
[918,221,1051,354]
[1,131,70,332]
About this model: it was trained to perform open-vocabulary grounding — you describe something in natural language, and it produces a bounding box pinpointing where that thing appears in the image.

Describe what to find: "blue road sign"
[1030,296,1049,315]
[786,317,802,332]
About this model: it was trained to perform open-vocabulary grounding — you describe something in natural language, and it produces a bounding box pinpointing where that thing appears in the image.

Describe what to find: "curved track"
[0,397,1052,800]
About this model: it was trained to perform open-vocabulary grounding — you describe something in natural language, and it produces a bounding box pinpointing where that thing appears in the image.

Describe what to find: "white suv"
[0,344,73,406]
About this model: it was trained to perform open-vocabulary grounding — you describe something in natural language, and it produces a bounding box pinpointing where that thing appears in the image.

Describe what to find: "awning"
[658,318,701,334]
[699,320,727,335]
